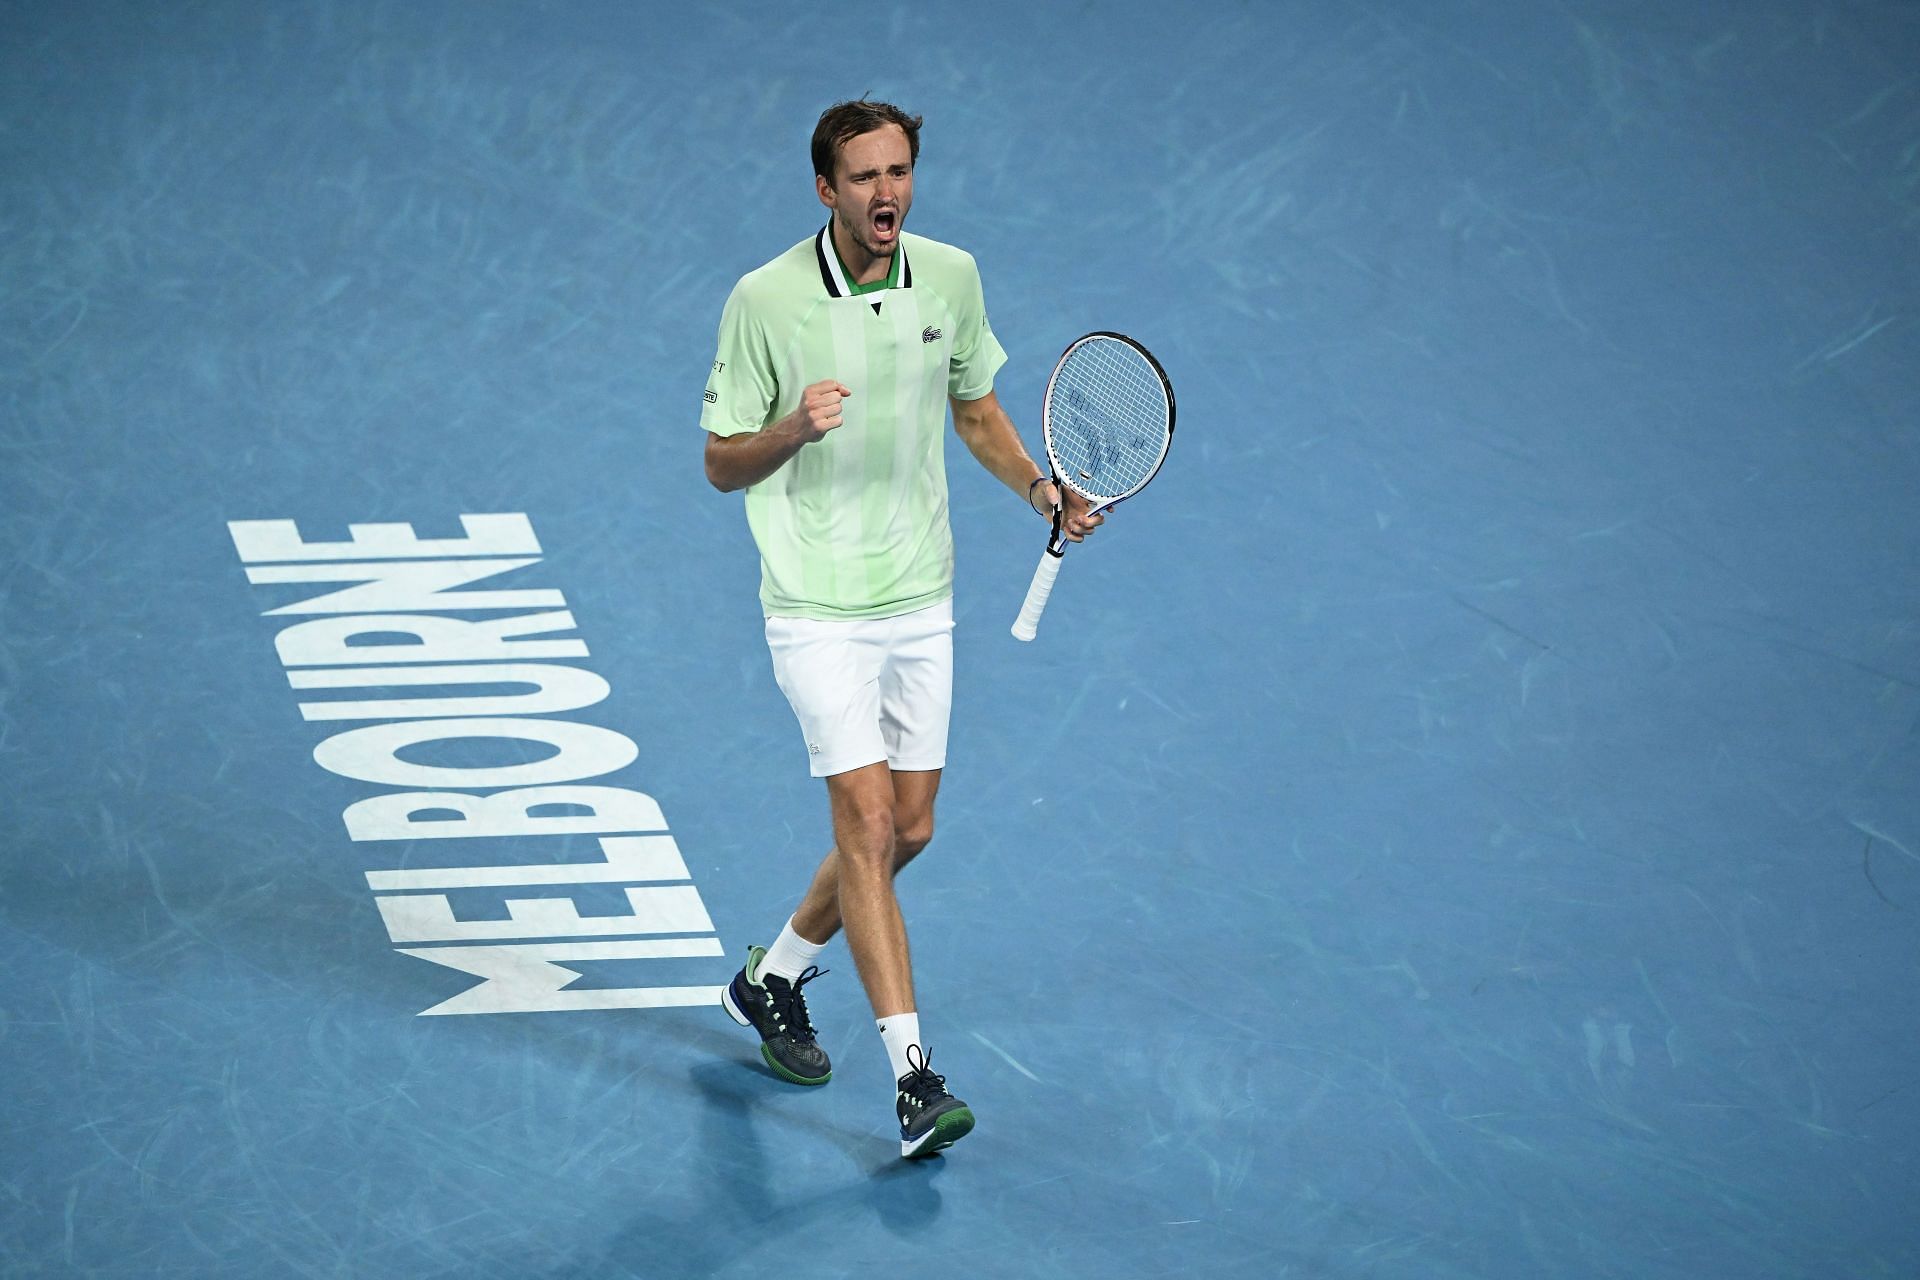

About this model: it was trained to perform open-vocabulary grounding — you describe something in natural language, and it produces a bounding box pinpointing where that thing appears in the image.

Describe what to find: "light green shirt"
[701,225,1008,620]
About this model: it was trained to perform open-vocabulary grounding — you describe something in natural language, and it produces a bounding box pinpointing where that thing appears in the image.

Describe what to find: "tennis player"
[701,98,1101,1158]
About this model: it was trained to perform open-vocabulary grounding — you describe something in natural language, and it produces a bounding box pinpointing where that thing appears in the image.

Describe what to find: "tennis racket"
[1011,332,1175,641]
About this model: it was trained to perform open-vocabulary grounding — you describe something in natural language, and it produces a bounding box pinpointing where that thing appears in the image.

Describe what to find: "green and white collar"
[815,221,913,300]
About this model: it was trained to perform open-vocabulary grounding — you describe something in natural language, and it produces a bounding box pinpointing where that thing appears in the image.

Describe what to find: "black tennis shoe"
[721,945,832,1086]
[897,1045,974,1159]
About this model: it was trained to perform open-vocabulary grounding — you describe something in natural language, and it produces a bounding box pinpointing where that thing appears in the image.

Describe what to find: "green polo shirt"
[701,225,1008,620]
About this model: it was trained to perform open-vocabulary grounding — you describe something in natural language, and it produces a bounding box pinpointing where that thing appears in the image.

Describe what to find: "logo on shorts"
[703,389,718,404]
[807,742,821,755]
[921,326,942,344]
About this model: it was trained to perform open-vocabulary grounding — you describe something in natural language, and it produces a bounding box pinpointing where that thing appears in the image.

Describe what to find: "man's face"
[817,124,914,260]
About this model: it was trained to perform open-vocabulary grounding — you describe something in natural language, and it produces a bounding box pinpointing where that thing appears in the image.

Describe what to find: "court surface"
[4,3,1918,1277]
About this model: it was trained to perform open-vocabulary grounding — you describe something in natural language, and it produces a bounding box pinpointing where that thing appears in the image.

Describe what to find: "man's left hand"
[1035,481,1104,543]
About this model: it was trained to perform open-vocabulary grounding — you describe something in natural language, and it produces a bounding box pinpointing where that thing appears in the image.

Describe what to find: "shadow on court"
[535,1060,948,1280]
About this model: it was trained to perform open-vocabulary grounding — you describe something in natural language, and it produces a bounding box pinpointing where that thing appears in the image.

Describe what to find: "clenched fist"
[790,380,852,442]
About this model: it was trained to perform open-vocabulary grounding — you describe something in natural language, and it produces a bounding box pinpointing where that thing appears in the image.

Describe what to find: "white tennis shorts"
[764,598,954,778]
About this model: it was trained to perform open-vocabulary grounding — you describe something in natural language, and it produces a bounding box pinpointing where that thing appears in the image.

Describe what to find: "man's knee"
[831,786,899,873]
[894,814,934,863]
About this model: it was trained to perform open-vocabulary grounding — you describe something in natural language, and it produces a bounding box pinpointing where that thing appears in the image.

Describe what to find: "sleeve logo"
[921,326,942,344]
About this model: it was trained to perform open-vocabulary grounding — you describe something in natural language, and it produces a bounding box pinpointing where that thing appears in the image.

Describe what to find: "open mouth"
[872,207,898,239]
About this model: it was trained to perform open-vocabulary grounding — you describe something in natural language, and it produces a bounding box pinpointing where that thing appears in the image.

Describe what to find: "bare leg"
[791,768,940,945]
[800,764,941,1018]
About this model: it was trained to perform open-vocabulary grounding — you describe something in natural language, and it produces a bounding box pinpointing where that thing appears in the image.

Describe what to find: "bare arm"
[949,389,1102,541]
[704,380,851,491]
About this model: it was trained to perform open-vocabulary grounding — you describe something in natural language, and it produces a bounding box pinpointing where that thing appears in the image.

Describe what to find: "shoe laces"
[763,964,826,1040]
[899,1043,950,1104]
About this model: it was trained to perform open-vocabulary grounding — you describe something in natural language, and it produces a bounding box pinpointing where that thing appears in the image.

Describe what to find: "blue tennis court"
[4,2,1917,1276]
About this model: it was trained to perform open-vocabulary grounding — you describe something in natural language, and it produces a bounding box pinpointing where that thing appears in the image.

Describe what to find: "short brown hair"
[811,99,923,184]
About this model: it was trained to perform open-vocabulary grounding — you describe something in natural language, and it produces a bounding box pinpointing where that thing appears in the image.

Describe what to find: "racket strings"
[1046,340,1169,500]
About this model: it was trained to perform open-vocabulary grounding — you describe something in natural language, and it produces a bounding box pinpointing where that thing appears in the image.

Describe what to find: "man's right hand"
[790,380,851,442]
[705,379,852,492]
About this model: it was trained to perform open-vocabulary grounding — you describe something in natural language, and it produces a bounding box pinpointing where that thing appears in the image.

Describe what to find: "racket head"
[1041,332,1176,508]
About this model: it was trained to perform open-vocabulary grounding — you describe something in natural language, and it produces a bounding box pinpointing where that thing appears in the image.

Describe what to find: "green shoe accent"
[905,1105,974,1159]
[760,1043,832,1086]
[743,944,769,983]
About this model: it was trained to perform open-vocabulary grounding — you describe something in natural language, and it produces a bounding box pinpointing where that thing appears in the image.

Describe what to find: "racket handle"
[1011,547,1064,642]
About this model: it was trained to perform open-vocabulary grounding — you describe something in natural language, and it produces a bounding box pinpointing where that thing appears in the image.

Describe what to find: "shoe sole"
[720,982,831,1086]
[902,1105,974,1159]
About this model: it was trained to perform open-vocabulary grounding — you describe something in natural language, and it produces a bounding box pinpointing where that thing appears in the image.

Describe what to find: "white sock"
[760,917,827,983]
[877,1011,922,1083]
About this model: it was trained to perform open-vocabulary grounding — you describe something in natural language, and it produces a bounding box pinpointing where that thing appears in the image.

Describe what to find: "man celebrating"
[701,99,1101,1158]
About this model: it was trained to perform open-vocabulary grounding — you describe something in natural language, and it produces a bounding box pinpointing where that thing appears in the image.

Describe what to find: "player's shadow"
[690,1056,949,1221]
[535,1042,946,1279]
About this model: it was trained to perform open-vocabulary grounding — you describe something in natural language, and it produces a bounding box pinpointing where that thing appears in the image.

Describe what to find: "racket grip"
[1011,547,1064,642]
